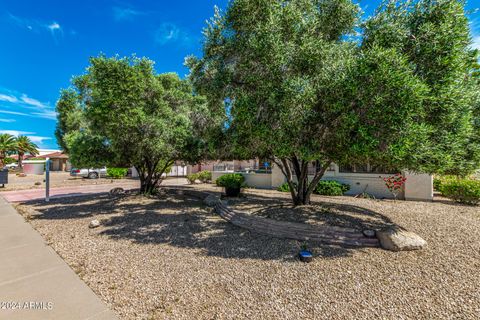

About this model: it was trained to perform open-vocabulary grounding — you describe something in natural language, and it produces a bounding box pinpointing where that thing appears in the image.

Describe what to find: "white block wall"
[212,164,433,201]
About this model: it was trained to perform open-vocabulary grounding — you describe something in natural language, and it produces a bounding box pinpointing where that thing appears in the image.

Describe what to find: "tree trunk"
[136,159,174,195]
[18,152,24,169]
[274,157,331,206]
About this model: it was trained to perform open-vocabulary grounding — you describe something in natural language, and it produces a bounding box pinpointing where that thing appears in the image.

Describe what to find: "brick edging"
[173,187,380,248]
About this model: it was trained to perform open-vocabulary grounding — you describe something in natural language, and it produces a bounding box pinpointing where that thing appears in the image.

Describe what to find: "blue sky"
[0,0,478,149]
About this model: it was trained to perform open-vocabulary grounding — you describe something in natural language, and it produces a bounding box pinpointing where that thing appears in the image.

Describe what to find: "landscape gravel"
[15,187,480,319]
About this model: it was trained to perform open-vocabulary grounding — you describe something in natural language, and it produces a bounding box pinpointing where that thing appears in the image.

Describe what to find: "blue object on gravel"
[299,250,313,262]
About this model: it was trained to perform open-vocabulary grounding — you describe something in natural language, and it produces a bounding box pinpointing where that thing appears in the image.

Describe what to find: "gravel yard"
[15,187,480,319]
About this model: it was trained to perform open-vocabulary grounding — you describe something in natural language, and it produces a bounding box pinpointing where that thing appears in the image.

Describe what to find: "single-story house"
[41,152,71,172]
[210,160,433,201]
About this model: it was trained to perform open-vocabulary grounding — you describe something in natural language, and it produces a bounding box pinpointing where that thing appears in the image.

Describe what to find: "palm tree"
[0,133,17,168]
[16,135,39,169]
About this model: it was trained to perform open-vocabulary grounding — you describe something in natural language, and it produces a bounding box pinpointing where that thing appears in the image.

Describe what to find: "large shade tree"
[15,135,39,169]
[188,0,480,205]
[56,55,211,194]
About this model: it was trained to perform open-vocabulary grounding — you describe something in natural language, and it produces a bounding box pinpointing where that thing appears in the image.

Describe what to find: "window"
[339,163,397,174]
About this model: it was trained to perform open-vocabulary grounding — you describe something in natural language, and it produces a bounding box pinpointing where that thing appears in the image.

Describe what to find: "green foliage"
[314,180,350,196]
[187,171,212,184]
[57,55,213,194]
[277,182,294,193]
[186,173,198,184]
[189,0,480,205]
[433,175,457,191]
[215,173,245,189]
[439,179,480,205]
[107,167,128,179]
[55,89,83,153]
[0,133,16,167]
[4,157,15,165]
[15,135,39,168]
[197,170,212,183]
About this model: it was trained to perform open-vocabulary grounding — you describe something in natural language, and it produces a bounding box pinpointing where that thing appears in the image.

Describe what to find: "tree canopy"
[56,55,211,193]
[188,0,480,205]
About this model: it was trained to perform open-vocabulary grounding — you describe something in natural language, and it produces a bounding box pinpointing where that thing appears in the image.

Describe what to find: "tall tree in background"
[363,0,480,175]
[189,0,422,205]
[55,88,84,153]
[0,133,16,168]
[15,136,38,169]
[56,55,211,194]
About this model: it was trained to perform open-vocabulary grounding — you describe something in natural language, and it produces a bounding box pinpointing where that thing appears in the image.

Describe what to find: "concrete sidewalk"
[0,196,118,320]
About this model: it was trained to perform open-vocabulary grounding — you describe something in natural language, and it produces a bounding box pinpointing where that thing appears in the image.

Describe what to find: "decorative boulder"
[203,194,221,207]
[109,187,125,195]
[89,219,101,228]
[376,227,426,251]
[362,229,376,238]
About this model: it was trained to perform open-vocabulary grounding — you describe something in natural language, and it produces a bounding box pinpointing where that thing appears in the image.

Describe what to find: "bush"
[4,157,15,165]
[186,173,198,184]
[106,167,128,179]
[215,173,245,189]
[197,170,212,183]
[314,180,350,196]
[439,179,480,205]
[433,175,457,191]
[277,182,293,192]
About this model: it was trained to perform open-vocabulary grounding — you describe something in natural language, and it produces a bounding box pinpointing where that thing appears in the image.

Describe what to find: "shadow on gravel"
[228,192,395,231]
[20,190,382,261]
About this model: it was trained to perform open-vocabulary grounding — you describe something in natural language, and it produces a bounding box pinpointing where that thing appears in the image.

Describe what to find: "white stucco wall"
[211,163,433,201]
[23,161,45,175]
[212,171,272,189]
[404,172,433,201]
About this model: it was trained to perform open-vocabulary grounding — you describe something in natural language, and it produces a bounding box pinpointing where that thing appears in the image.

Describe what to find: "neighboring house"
[191,159,270,173]
[41,151,71,172]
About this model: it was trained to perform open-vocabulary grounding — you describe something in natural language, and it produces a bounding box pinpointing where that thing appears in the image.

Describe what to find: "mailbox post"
[45,158,50,202]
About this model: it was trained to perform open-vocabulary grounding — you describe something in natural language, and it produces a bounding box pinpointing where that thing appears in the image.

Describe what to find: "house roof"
[41,152,69,159]
[10,154,35,160]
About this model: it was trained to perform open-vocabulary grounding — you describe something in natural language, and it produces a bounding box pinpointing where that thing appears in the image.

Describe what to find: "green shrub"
[433,175,457,191]
[4,157,15,165]
[197,170,212,183]
[186,173,198,184]
[106,167,128,179]
[314,180,350,196]
[439,179,480,205]
[433,177,442,191]
[215,173,245,189]
[277,182,296,192]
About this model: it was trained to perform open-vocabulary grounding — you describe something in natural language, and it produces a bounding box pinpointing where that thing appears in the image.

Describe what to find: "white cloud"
[0,110,29,116]
[0,94,18,103]
[0,130,35,136]
[472,35,480,50]
[32,110,57,120]
[21,94,48,108]
[0,89,57,120]
[27,136,52,143]
[48,22,61,31]
[154,23,196,47]
[6,13,67,42]
[113,6,145,21]
[0,118,15,123]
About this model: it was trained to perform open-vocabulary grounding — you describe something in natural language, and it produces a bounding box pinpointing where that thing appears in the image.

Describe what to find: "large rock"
[89,219,101,229]
[377,227,426,251]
